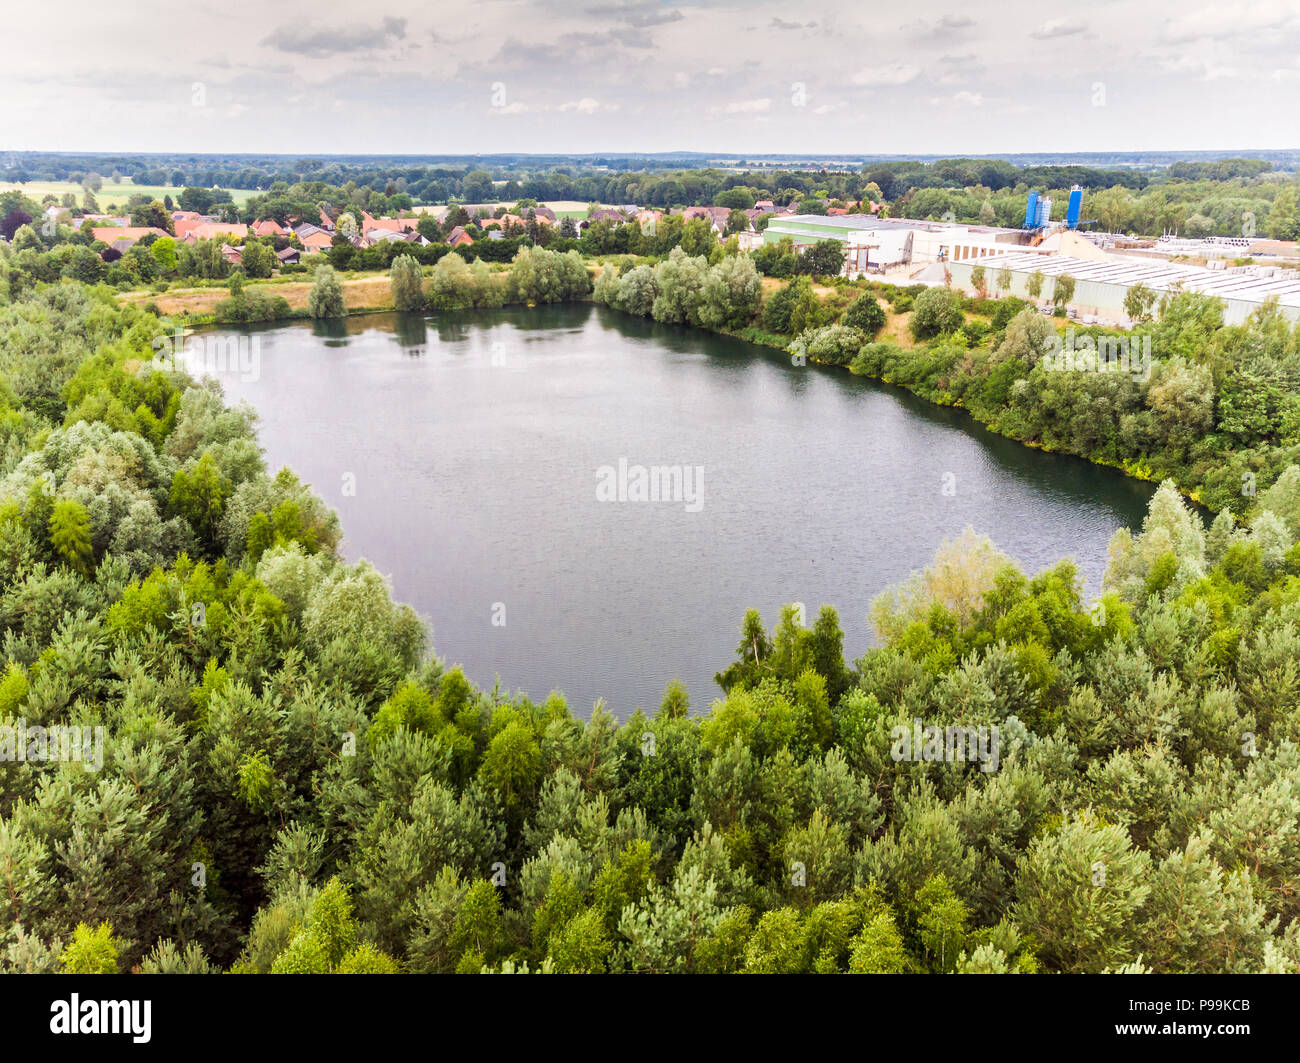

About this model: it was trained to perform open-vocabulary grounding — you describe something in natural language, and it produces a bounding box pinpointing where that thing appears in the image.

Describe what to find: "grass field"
[0,180,260,210]
[118,275,395,316]
[410,199,609,220]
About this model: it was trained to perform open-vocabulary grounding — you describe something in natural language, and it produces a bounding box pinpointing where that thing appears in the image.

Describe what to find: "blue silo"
[1037,196,1053,227]
[1066,186,1083,229]
[1024,191,1039,229]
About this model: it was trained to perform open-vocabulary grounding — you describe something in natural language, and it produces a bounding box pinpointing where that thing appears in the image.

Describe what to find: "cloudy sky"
[4,0,1299,155]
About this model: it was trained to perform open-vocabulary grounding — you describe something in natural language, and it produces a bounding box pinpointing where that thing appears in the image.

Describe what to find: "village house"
[275,247,301,266]
[90,225,169,247]
[220,244,242,266]
[445,225,474,248]
[252,218,286,237]
[679,206,733,235]
[366,215,422,235]
[291,224,334,253]
[180,221,248,243]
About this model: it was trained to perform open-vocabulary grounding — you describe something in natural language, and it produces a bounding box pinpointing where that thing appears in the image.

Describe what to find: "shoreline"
[130,276,1213,514]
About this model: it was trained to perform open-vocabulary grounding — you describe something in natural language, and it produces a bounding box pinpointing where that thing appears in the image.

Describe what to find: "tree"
[1267,187,1300,241]
[169,452,232,550]
[390,254,425,311]
[1093,185,1135,234]
[841,291,885,336]
[241,241,276,279]
[800,240,846,277]
[910,286,964,339]
[48,499,93,574]
[1051,274,1076,314]
[698,254,761,330]
[478,719,542,808]
[970,264,987,298]
[60,922,122,974]
[1124,282,1156,323]
[308,264,346,318]
[1,208,32,241]
[651,247,708,325]
[129,199,174,234]
[1012,811,1151,973]
[336,213,359,242]
[150,235,178,274]
[1027,271,1045,300]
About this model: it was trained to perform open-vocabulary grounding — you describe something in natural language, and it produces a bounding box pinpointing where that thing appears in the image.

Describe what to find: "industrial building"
[760,187,1094,277]
[945,252,1300,326]
[760,187,1300,324]
[761,214,1036,276]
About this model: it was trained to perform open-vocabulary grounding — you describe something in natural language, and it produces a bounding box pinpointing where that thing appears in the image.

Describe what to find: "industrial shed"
[947,252,1300,326]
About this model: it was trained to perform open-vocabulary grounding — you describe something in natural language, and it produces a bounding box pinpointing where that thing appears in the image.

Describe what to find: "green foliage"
[48,499,93,573]
[910,287,965,339]
[390,254,425,311]
[60,922,122,974]
[308,265,346,319]
[4,276,1300,979]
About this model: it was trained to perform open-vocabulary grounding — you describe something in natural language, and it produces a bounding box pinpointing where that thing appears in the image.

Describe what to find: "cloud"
[930,90,984,107]
[770,17,816,31]
[1165,3,1300,43]
[905,15,975,41]
[584,3,684,29]
[262,16,406,58]
[1029,19,1087,40]
[851,63,920,87]
[720,97,772,114]
[930,53,983,84]
[559,97,620,114]
[1158,55,1241,80]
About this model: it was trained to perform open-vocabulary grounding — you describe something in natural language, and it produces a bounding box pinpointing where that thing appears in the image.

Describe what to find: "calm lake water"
[199,304,1156,715]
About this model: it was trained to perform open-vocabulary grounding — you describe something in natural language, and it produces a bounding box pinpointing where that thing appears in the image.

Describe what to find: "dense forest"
[3,271,1300,975]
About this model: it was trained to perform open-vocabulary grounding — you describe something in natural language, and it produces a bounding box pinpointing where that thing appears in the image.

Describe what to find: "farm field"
[0,179,259,208]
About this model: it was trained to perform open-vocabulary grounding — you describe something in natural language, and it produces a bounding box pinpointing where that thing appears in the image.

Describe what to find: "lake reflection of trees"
[393,312,428,351]
[310,317,350,345]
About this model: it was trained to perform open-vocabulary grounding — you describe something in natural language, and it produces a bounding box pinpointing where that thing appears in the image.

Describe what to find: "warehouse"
[946,252,1300,326]
[761,214,1033,275]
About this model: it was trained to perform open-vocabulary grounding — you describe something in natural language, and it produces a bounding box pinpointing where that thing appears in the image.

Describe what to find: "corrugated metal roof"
[768,214,1021,236]
[969,252,1300,310]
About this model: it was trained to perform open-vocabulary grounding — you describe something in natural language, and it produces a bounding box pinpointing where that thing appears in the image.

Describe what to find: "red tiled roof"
[90,226,169,245]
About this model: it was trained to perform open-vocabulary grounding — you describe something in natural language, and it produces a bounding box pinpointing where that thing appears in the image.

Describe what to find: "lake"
[197,304,1156,715]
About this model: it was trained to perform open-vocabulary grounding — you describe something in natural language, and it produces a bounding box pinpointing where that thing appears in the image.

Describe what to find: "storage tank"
[1023,191,1039,229]
[1066,186,1083,229]
[1037,196,1053,227]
